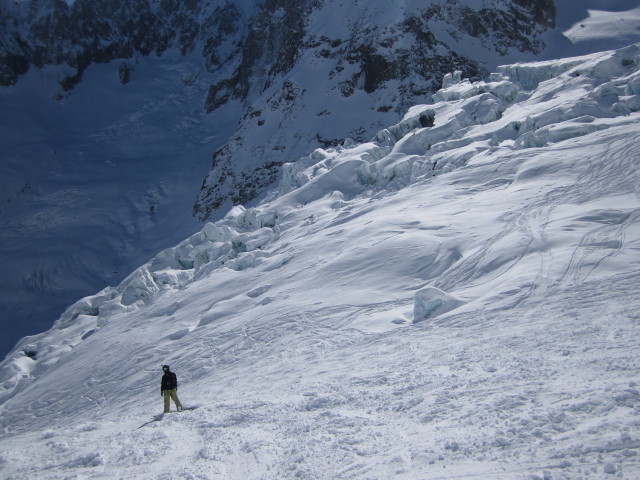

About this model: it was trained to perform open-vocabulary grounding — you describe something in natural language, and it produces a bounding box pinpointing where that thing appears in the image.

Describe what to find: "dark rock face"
[205,0,312,113]
[0,0,557,95]
[195,0,556,221]
[193,144,284,220]
[422,0,556,56]
[1,0,557,221]
[513,0,556,27]
[0,0,247,88]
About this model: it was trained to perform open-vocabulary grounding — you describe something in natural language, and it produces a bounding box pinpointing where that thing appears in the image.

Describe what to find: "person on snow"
[161,365,183,413]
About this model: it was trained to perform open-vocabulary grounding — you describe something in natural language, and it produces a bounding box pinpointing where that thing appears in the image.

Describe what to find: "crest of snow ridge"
[2,43,640,401]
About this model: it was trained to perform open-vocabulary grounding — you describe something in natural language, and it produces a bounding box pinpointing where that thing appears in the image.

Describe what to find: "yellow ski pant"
[163,389,182,413]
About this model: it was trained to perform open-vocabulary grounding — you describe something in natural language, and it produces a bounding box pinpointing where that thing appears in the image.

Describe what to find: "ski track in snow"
[1,45,640,479]
[1,292,639,479]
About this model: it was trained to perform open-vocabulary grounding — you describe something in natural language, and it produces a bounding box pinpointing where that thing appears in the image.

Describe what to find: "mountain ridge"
[1,0,559,218]
[0,0,567,358]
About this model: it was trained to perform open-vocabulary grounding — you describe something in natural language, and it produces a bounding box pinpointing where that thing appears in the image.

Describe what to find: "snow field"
[1,287,638,479]
[1,43,640,478]
[0,49,242,357]
[563,4,640,46]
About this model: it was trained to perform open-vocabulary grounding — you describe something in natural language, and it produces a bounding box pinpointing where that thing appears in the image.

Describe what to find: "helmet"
[162,365,170,372]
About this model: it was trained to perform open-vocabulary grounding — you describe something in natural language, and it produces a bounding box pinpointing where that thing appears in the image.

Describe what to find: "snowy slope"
[1,44,640,479]
[3,0,640,362]
[0,0,560,360]
[0,51,243,358]
[556,0,640,55]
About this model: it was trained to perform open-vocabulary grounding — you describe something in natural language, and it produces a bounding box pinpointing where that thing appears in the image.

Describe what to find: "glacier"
[0,43,640,479]
[0,0,561,359]
[3,0,640,364]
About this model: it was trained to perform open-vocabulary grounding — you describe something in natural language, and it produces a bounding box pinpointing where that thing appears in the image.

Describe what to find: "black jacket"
[161,371,178,391]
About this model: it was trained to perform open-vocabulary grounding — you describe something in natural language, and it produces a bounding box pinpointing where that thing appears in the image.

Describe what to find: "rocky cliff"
[193,0,557,219]
[0,0,252,89]
[1,0,556,220]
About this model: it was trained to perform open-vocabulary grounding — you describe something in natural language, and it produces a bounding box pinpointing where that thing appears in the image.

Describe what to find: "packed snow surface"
[1,44,640,479]
[564,5,640,44]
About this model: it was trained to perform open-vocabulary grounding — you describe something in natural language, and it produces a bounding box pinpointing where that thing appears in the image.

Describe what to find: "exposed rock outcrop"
[0,0,557,221]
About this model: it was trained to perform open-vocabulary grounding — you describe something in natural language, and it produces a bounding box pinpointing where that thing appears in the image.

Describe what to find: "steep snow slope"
[556,0,640,55]
[0,0,559,360]
[3,0,640,362]
[0,51,242,358]
[1,45,639,479]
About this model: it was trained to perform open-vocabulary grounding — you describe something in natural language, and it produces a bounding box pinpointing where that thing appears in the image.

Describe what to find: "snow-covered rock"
[412,287,465,323]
